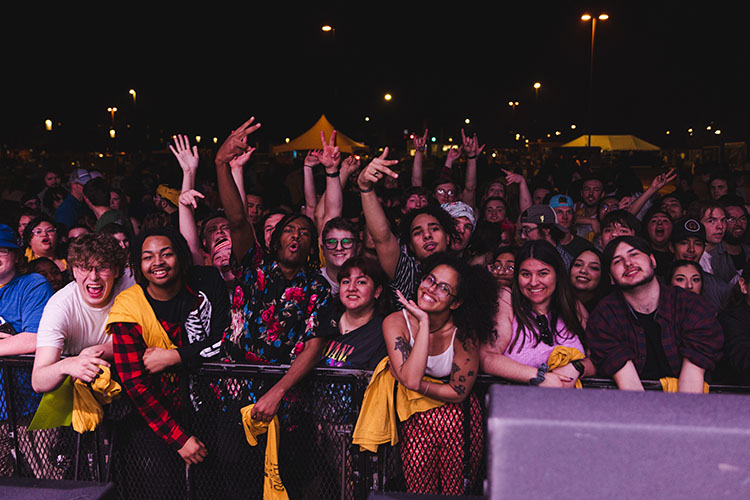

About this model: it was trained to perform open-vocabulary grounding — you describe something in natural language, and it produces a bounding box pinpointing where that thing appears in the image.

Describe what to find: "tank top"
[402,309,457,378]
[504,315,584,368]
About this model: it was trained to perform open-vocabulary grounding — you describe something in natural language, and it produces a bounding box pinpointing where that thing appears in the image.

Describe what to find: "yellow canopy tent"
[271,115,367,154]
[560,135,660,151]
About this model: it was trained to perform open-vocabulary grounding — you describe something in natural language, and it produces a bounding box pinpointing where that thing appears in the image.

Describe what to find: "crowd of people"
[0,115,748,496]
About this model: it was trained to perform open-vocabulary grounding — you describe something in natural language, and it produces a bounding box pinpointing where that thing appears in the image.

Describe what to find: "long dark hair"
[570,247,611,312]
[509,240,585,353]
[336,256,392,317]
[420,252,499,345]
[131,225,193,287]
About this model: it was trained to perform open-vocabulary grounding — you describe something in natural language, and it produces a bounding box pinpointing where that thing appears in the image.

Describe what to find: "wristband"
[325,171,340,178]
[571,359,585,378]
[467,155,477,160]
[304,165,314,169]
[529,363,549,386]
[359,185,374,193]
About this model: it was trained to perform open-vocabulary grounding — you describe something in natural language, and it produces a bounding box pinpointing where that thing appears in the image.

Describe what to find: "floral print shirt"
[222,243,333,364]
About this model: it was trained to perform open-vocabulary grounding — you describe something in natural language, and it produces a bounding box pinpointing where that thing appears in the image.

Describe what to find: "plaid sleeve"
[585,302,637,378]
[111,321,189,451]
[676,291,724,372]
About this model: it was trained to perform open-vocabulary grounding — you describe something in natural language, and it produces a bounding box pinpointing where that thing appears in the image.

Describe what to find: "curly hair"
[509,240,585,353]
[399,205,457,255]
[67,232,129,274]
[420,252,499,345]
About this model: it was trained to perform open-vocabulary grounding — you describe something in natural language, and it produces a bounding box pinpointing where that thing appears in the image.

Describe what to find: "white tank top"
[402,309,457,378]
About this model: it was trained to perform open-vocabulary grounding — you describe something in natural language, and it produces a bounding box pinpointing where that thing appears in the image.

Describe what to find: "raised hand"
[179,189,205,209]
[341,155,360,177]
[502,168,526,186]
[462,128,485,158]
[649,168,677,192]
[357,147,399,192]
[215,117,262,165]
[319,130,341,170]
[413,129,428,153]
[304,150,322,168]
[229,135,256,170]
[446,145,463,164]
[169,134,199,174]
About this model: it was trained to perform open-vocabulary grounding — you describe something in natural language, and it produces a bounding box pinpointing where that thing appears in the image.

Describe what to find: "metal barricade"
[2,355,750,499]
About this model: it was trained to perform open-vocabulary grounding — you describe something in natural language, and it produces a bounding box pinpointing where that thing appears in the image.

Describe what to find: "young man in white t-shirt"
[31,232,132,393]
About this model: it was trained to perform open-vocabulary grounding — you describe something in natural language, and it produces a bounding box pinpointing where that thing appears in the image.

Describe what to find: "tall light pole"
[581,13,609,149]
[107,107,118,126]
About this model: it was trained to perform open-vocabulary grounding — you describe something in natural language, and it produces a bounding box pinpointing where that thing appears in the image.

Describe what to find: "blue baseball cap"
[0,224,19,249]
[549,194,574,209]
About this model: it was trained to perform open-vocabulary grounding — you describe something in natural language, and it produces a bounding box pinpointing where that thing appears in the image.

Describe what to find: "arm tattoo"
[452,384,466,396]
[451,362,460,377]
[394,337,411,364]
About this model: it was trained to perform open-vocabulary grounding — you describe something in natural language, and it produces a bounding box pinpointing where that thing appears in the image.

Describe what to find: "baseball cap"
[670,217,706,242]
[520,204,565,231]
[69,168,93,185]
[0,224,20,249]
[549,194,574,209]
[441,201,476,229]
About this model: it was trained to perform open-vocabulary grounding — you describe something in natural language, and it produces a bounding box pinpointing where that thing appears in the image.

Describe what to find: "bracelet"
[326,171,340,178]
[467,155,477,160]
[304,165,314,169]
[529,363,549,386]
[359,185,374,193]
[571,359,585,378]
[422,380,432,395]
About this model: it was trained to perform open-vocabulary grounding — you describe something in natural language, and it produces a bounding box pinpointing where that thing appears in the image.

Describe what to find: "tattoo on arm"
[394,337,411,364]
[452,384,466,396]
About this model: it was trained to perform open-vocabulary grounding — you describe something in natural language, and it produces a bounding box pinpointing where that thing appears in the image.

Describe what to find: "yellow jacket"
[105,284,176,350]
[547,346,586,389]
[659,377,710,393]
[352,356,444,453]
[72,366,122,433]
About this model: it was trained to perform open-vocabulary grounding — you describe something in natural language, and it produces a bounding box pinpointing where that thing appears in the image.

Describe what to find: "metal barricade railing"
[2,355,750,499]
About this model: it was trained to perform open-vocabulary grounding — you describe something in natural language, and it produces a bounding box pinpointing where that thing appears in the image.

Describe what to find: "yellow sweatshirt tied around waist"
[240,404,289,500]
[352,356,444,453]
[547,346,586,389]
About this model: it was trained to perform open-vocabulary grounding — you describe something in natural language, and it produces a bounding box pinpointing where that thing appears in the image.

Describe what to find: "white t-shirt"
[36,278,130,355]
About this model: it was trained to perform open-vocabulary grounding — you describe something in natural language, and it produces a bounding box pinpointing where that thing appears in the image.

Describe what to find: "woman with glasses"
[319,217,360,296]
[481,240,594,388]
[488,245,516,290]
[22,215,68,274]
[383,252,498,495]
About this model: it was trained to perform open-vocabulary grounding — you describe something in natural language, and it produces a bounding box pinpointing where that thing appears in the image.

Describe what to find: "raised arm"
[339,154,361,190]
[383,292,430,391]
[215,117,262,260]
[411,128,428,187]
[461,129,485,208]
[503,168,532,216]
[230,142,256,222]
[356,147,401,278]
[441,145,462,181]
[626,168,677,217]
[303,150,321,219]
[318,130,344,230]
[171,134,205,265]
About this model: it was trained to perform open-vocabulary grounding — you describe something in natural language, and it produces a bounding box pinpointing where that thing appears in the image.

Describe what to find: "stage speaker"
[486,384,750,500]
[0,477,115,500]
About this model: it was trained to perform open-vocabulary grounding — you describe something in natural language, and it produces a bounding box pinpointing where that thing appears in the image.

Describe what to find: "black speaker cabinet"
[486,384,750,499]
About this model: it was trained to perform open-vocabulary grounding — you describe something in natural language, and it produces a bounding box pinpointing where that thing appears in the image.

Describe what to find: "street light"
[384,93,392,101]
[129,89,136,104]
[45,119,53,132]
[533,82,541,99]
[321,25,333,32]
[581,13,609,148]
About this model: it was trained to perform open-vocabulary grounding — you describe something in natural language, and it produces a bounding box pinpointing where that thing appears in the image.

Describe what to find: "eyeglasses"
[324,238,355,250]
[535,314,554,346]
[31,227,57,237]
[727,216,748,224]
[75,264,113,277]
[519,226,538,237]
[488,262,514,274]
[436,188,455,197]
[421,274,456,299]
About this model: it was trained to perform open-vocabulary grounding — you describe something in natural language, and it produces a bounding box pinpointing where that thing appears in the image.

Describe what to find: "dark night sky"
[3,2,749,151]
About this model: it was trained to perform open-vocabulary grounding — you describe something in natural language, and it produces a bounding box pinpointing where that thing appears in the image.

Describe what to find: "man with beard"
[214,118,333,423]
[713,196,750,283]
[518,204,574,270]
[576,174,606,242]
[586,236,723,392]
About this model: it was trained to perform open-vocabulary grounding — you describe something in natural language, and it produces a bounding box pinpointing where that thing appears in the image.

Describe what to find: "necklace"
[429,317,452,334]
